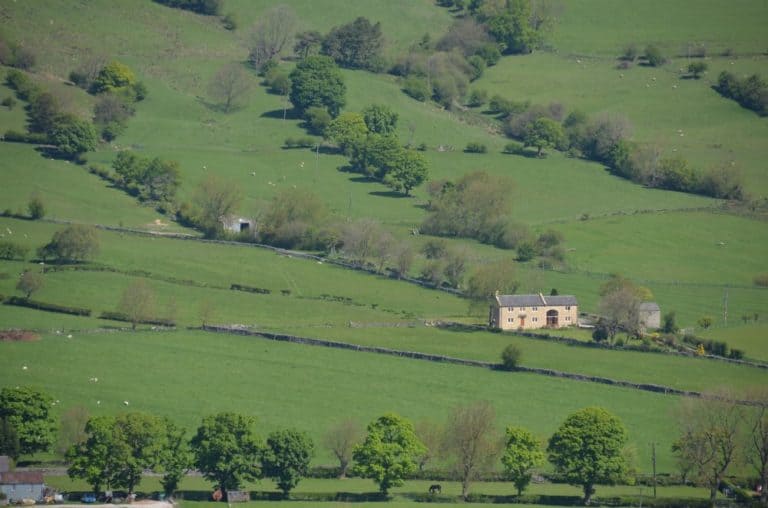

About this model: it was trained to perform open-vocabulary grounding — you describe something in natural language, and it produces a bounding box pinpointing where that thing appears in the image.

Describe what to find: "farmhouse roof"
[495,294,577,307]
[639,302,660,312]
[0,471,44,485]
[0,456,8,473]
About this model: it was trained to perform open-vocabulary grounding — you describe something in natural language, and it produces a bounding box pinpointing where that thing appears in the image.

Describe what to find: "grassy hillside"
[1,0,767,487]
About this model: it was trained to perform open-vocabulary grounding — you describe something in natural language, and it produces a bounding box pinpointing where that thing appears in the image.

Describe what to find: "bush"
[516,241,536,261]
[754,273,768,287]
[222,12,238,30]
[500,344,522,370]
[464,142,487,153]
[98,311,175,327]
[620,43,638,61]
[402,76,430,102]
[467,89,487,107]
[503,141,522,154]
[3,130,48,144]
[5,69,41,101]
[475,44,501,66]
[304,106,331,135]
[27,193,45,219]
[0,241,28,260]
[1,96,15,109]
[5,296,91,316]
[643,45,666,66]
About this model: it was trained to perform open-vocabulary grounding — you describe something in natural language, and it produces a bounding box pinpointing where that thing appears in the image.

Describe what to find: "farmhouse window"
[521,307,526,311]
[532,317,538,322]
[565,306,571,310]
[566,316,571,321]
[532,306,538,311]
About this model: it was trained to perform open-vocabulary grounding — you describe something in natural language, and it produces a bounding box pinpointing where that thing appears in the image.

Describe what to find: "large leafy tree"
[0,386,57,457]
[353,413,425,495]
[386,149,429,196]
[37,225,99,263]
[321,17,383,70]
[324,112,368,155]
[289,55,346,117]
[262,429,314,495]
[50,114,98,158]
[523,117,564,156]
[0,417,21,461]
[157,418,192,498]
[67,416,123,495]
[190,175,242,238]
[502,426,544,495]
[362,104,398,136]
[546,407,628,505]
[190,412,263,496]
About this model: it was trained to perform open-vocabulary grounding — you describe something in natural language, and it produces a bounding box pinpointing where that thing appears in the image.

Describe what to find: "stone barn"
[0,471,45,503]
[639,302,661,330]
[490,293,578,331]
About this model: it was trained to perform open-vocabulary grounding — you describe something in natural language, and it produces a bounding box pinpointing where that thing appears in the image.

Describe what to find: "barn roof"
[495,294,577,307]
[0,472,44,485]
[639,302,660,312]
[0,456,9,473]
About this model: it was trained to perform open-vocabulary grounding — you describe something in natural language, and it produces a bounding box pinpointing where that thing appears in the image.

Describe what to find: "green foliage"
[715,71,768,116]
[90,61,137,95]
[4,296,91,316]
[662,311,678,334]
[304,106,332,135]
[467,89,488,107]
[687,61,707,79]
[488,95,529,117]
[27,92,61,134]
[1,96,16,109]
[483,0,545,54]
[112,151,181,203]
[0,386,57,456]
[37,224,99,263]
[362,104,398,136]
[352,413,425,494]
[5,69,40,101]
[258,188,329,250]
[321,17,384,71]
[0,417,20,461]
[500,344,522,369]
[157,419,192,497]
[16,270,44,298]
[189,175,242,238]
[27,192,45,219]
[547,407,629,504]
[50,114,99,158]
[262,429,315,495]
[465,258,518,307]
[0,240,28,260]
[464,141,487,153]
[475,43,501,65]
[754,273,768,287]
[118,279,157,330]
[697,316,713,329]
[523,117,565,156]
[289,56,346,117]
[642,45,666,67]
[502,426,544,495]
[325,112,368,153]
[190,412,263,493]
[385,149,429,196]
[402,76,430,102]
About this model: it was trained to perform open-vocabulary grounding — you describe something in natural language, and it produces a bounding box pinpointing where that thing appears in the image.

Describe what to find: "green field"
[1,0,767,495]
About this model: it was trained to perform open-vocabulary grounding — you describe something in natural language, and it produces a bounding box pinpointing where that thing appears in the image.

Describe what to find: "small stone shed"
[0,471,45,503]
[639,302,661,330]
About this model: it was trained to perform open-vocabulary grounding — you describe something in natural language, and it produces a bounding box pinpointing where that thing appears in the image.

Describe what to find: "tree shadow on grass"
[369,190,409,198]
[260,108,300,120]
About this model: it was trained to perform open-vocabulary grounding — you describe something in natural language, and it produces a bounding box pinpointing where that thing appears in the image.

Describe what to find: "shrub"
[3,130,48,144]
[500,344,522,370]
[304,106,331,135]
[464,142,487,153]
[620,43,638,61]
[467,89,487,107]
[0,241,28,260]
[687,61,708,79]
[222,12,238,30]
[475,44,501,66]
[754,273,768,287]
[516,241,536,262]
[1,96,15,109]
[643,45,666,66]
[27,193,45,219]
[5,69,40,101]
[422,239,448,259]
[728,349,744,360]
[402,76,430,102]
[5,296,91,316]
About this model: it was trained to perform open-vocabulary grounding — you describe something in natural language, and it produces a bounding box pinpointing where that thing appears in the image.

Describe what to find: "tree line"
[3,381,768,504]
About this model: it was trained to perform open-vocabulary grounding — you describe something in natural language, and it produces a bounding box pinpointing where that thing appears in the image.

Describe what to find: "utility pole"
[651,442,657,498]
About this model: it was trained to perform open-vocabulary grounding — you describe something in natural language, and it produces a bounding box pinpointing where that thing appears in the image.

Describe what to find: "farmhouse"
[220,216,255,235]
[0,471,45,503]
[639,302,661,330]
[490,293,578,331]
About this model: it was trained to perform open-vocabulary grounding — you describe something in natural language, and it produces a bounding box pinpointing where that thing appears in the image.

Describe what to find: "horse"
[428,484,441,495]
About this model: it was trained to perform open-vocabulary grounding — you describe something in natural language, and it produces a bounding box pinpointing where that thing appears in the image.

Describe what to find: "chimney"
[539,292,546,305]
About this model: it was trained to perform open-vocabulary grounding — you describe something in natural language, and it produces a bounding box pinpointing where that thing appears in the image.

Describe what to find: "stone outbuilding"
[490,293,578,331]
[639,302,661,330]
[0,471,45,503]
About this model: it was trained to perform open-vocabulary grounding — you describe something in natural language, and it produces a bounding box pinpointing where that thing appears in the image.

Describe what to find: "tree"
[442,401,499,500]
[157,419,192,498]
[28,92,61,133]
[697,316,713,329]
[500,343,522,370]
[90,61,136,94]
[352,413,425,495]
[50,114,99,158]
[662,311,678,334]
[259,187,329,250]
[674,393,743,503]
[324,112,368,154]
[190,412,263,496]
[208,63,252,113]
[56,405,90,457]
[414,419,443,472]
[0,386,57,456]
[262,429,314,495]
[16,270,44,298]
[28,192,45,219]
[385,149,429,196]
[547,407,628,505]
[191,175,242,238]
[118,279,156,330]
[321,17,383,71]
[247,4,297,68]
[67,416,120,495]
[523,117,564,156]
[745,389,768,505]
[597,275,650,340]
[465,259,518,311]
[111,413,167,495]
[362,104,398,136]
[484,0,546,54]
[643,45,666,67]
[289,55,346,117]
[293,30,323,60]
[688,61,708,79]
[0,417,20,461]
[323,419,362,478]
[502,426,544,495]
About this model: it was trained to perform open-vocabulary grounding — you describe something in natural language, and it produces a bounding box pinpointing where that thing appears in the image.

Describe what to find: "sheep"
[123,400,130,406]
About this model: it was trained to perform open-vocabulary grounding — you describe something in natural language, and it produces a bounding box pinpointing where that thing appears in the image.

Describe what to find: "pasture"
[0,0,767,496]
